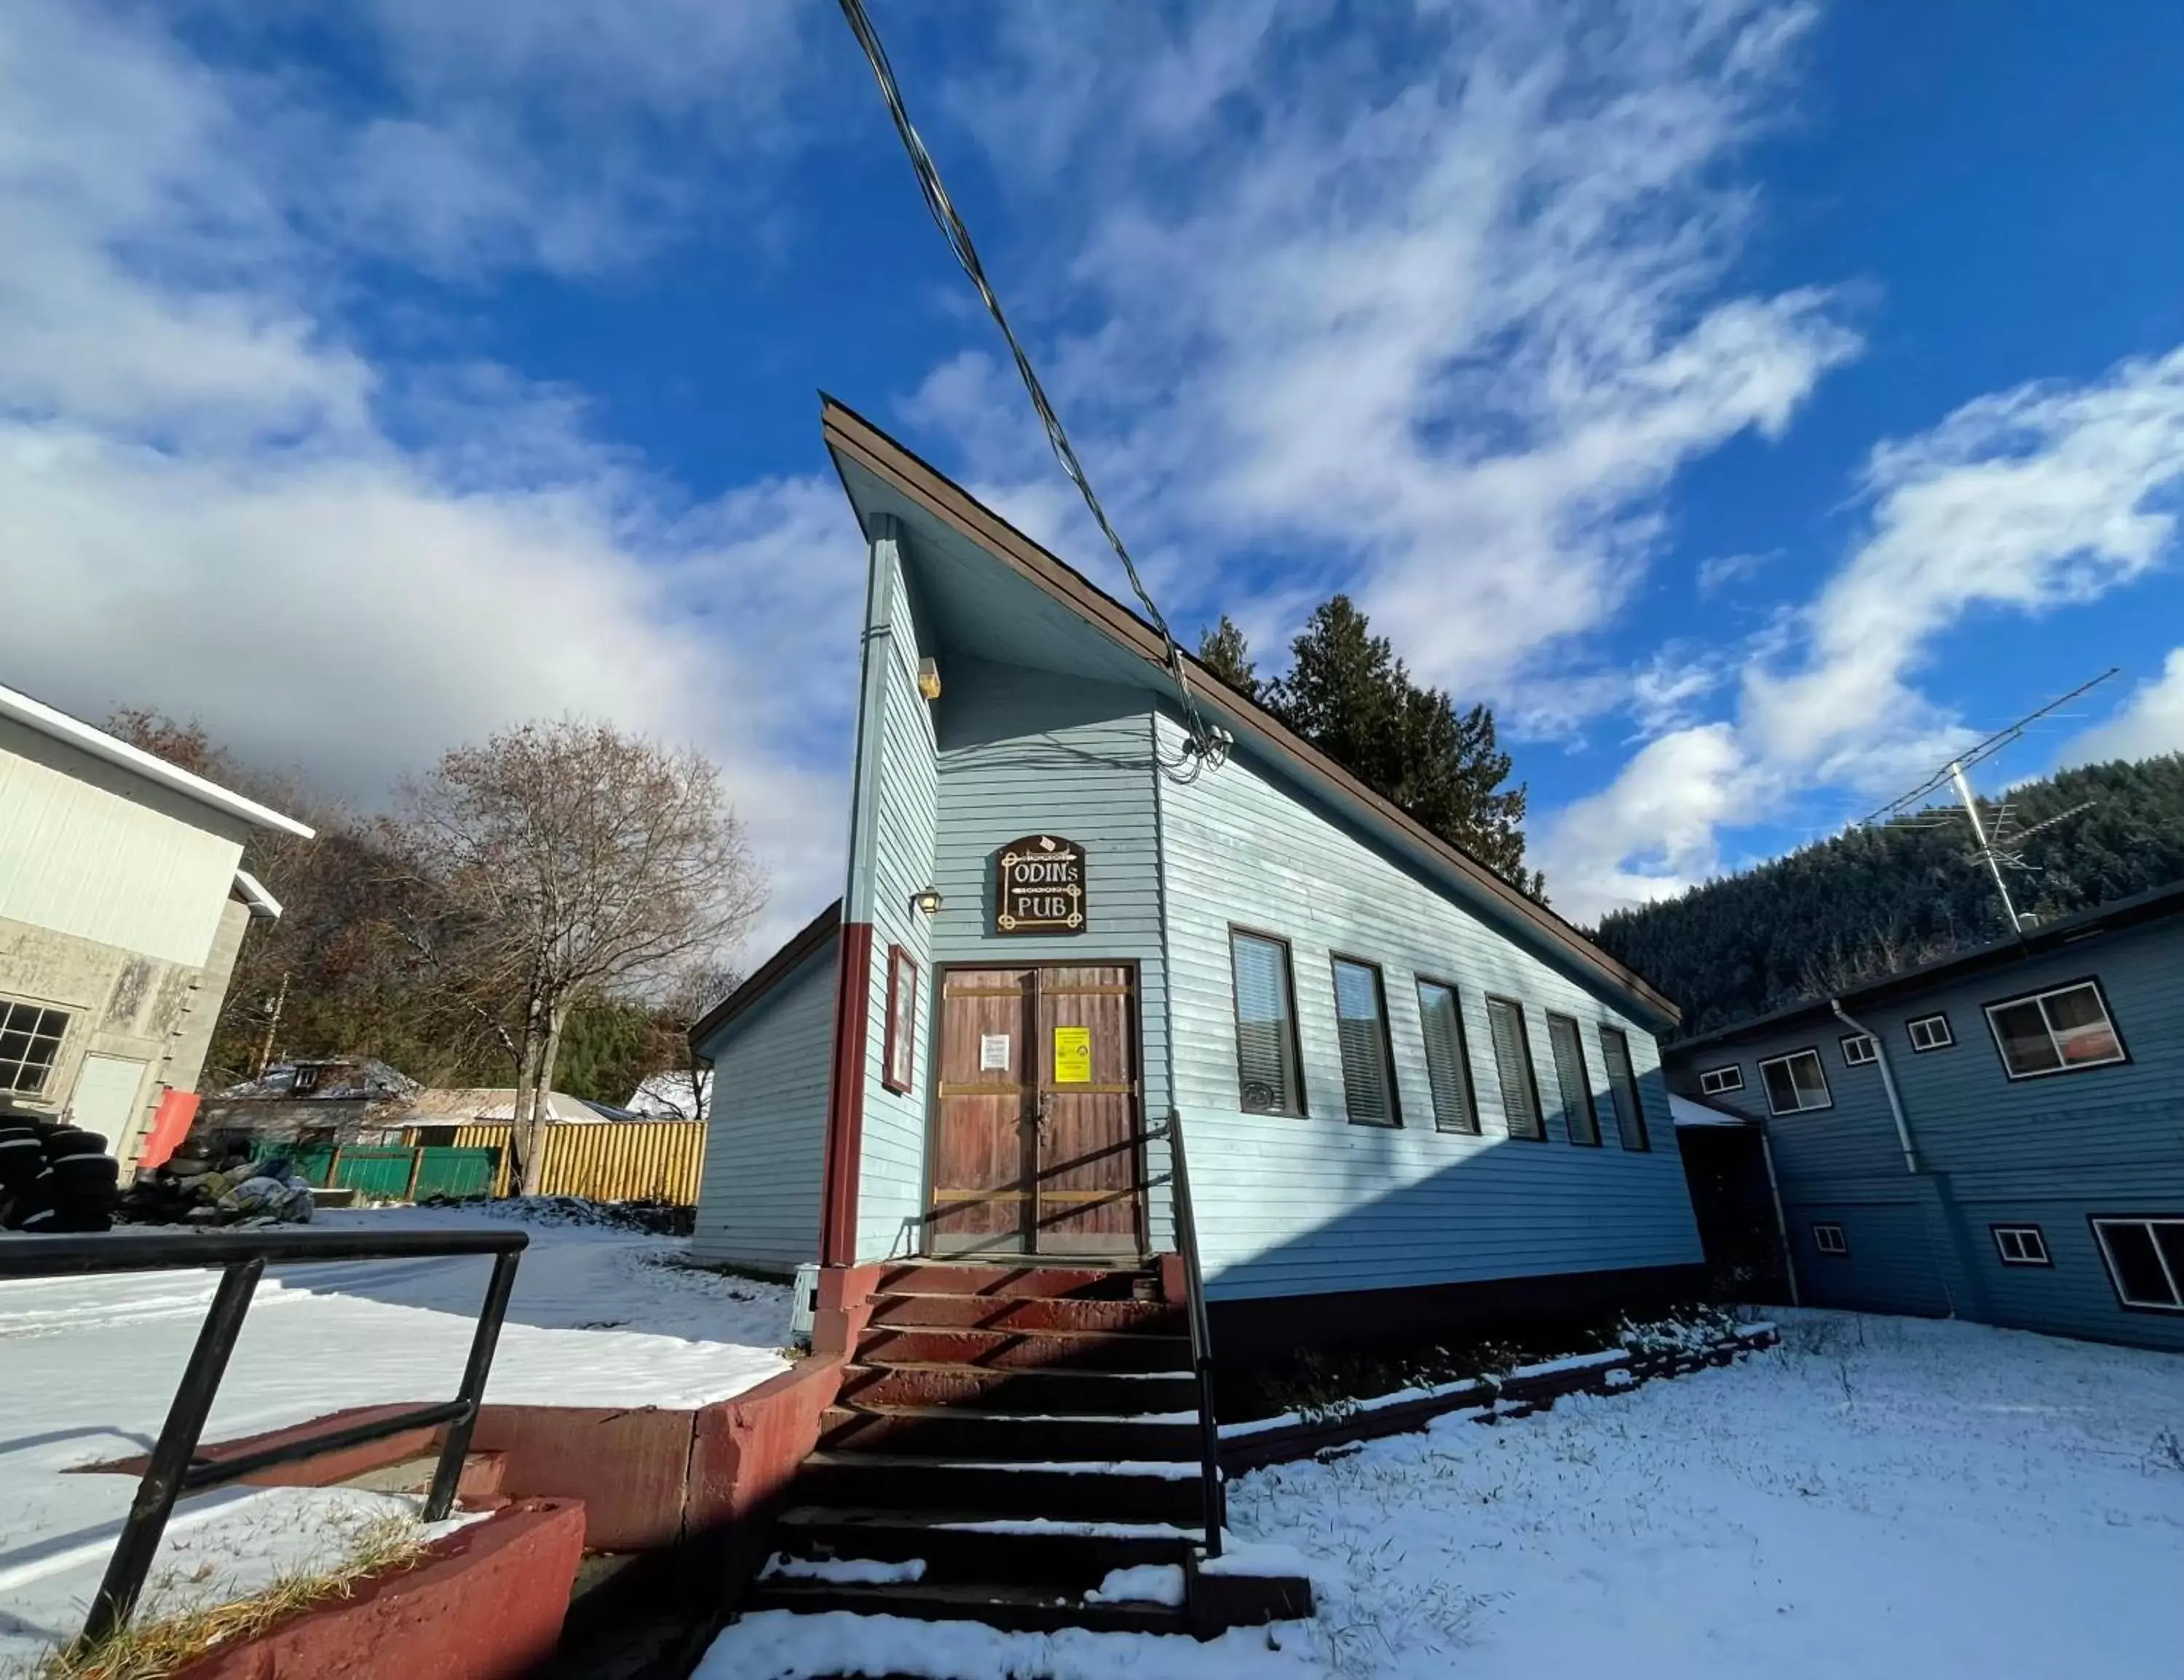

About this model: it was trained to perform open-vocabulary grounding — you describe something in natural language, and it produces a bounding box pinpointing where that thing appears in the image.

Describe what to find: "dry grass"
[33,1514,430,1680]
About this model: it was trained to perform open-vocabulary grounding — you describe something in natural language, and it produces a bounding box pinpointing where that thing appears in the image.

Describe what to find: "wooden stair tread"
[743,1577,1187,1635]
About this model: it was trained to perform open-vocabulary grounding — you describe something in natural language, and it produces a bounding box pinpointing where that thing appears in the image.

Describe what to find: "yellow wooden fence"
[402,1121,706,1205]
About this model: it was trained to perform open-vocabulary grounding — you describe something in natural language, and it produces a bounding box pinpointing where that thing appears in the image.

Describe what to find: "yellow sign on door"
[1053,1026,1092,1085]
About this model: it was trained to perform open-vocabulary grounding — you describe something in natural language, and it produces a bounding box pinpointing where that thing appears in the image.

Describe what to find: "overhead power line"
[835,0,1228,780]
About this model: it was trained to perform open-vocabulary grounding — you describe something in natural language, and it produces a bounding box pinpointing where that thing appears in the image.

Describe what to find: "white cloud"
[1535,724,1752,921]
[2065,649,2184,765]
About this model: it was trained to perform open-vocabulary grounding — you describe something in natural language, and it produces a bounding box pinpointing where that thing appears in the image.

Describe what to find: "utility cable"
[836,0,1227,779]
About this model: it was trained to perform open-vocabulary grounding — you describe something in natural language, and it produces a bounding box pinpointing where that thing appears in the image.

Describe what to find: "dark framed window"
[1330,956,1400,1126]
[1758,1048,1832,1115]
[1415,979,1479,1134]
[882,946,918,1094]
[2090,1217,2184,1312]
[1545,1014,1602,1146]
[1813,1221,1848,1256]
[1230,929,1305,1117]
[1985,980,2127,1080]
[1598,1025,1651,1151]
[1907,1014,1953,1053]
[290,1062,324,1095]
[0,999,69,1096]
[1991,1225,2051,1267]
[1698,1064,1744,1096]
[1839,1032,1878,1066]
[1484,997,1544,1141]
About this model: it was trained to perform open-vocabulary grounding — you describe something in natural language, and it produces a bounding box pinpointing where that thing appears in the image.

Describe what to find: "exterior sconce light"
[917,657,943,701]
[911,889,943,916]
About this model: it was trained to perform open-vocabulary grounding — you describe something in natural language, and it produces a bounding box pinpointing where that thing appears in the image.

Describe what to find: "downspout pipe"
[1830,998,1920,1176]
[1752,1116,1801,1308]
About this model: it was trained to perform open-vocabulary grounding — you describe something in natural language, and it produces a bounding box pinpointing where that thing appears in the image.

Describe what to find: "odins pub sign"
[996,835,1085,935]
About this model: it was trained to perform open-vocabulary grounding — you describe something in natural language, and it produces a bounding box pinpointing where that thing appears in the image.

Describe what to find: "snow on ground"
[1,1204,791,1672]
[700,1310,2184,1680]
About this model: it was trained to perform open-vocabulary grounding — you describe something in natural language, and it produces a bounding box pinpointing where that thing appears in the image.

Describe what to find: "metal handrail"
[0,1225,526,1649]
[1152,1111,1225,1558]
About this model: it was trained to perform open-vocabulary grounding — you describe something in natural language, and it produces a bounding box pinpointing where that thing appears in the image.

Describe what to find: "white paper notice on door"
[980,1033,1011,1071]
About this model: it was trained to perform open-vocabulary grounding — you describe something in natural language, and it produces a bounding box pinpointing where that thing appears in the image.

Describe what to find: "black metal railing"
[1152,1112,1225,1557]
[0,1226,526,1649]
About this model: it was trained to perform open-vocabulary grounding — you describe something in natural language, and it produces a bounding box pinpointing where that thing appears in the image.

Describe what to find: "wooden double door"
[927,964,1145,1257]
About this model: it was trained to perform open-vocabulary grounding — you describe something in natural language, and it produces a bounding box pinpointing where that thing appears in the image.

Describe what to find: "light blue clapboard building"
[691,400,1705,1350]
[1663,883,2184,1352]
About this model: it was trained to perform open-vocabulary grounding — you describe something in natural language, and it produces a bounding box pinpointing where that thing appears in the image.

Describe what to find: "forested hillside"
[1590,755,2184,1037]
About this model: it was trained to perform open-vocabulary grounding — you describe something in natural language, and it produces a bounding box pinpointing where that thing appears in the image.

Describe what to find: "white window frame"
[2090,1217,2184,1312]
[0,996,71,1098]
[1982,980,2128,1081]
[1698,1064,1744,1096]
[1906,1013,1954,1053]
[1812,1222,1848,1256]
[1991,1224,2051,1267]
[1839,1032,1878,1066]
[1758,1048,1832,1115]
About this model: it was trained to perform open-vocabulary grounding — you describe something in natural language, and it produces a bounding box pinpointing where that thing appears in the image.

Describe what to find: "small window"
[1907,1014,1953,1053]
[1698,1065,1744,1096]
[1484,997,1544,1141]
[1839,1032,1877,1066]
[2090,1217,2184,1312]
[882,946,919,1094]
[1230,930,1304,1117]
[1992,1225,2051,1267]
[1598,1026,1650,1151]
[0,999,70,1096]
[1813,1222,1848,1256]
[290,1062,324,1096]
[1985,981,2126,1080]
[1545,1014,1602,1146]
[1415,980,1479,1134]
[1330,957,1400,1126]
[1758,1049,1832,1115]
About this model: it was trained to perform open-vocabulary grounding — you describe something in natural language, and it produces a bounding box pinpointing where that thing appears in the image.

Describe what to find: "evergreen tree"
[1198,599,1544,898]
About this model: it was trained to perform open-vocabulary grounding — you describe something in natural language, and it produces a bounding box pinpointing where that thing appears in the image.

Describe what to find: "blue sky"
[6,1,2184,950]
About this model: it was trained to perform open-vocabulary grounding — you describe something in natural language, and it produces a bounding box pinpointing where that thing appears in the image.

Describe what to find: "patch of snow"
[1085,1564,1184,1606]
[933,1518,1198,1540]
[1503,1347,1626,1379]
[1198,1540,1310,1579]
[1219,1374,1493,1438]
[761,1554,926,1585]
[696,1610,1314,1680]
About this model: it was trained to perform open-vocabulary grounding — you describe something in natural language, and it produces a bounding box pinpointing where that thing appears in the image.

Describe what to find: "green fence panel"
[412,1147,500,1201]
[248,1142,336,1186]
[331,1148,418,1200]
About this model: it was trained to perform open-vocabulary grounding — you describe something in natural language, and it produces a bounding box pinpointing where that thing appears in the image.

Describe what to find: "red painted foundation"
[167,1498,583,1680]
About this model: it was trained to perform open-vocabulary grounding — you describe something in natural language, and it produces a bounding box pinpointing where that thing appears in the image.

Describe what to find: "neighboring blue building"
[690,400,1705,1351]
[1663,883,2184,1352]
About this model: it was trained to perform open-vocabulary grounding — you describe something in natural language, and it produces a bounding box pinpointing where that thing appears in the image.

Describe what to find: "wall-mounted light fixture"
[917,657,943,701]
[911,888,944,916]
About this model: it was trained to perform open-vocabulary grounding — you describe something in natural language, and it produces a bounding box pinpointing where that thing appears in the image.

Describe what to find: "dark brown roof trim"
[819,395,1680,1029]
[689,898,843,1053]
[1668,877,2184,1056]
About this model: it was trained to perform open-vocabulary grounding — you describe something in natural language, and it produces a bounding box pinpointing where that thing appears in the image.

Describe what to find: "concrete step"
[837,1362,1198,1413]
[771,1505,1196,1590]
[871,1262,1158,1301]
[854,1326,1191,1372]
[820,1404,1200,1461]
[866,1292,1180,1334]
[794,1452,1206,1524]
[339,1449,507,1505]
[741,1577,1187,1636]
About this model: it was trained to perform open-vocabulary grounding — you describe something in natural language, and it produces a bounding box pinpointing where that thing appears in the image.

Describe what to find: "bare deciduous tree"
[395,720,765,1194]
[646,960,740,1125]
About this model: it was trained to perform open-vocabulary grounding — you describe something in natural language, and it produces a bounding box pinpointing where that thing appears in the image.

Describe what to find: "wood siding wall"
[692,940,839,1275]
[435,1122,706,1205]
[927,662,1174,1251]
[1153,713,1703,1303]
[1665,920,2184,1350]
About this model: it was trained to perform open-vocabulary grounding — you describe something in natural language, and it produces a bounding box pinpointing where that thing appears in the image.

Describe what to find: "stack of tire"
[0,1104,120,1234]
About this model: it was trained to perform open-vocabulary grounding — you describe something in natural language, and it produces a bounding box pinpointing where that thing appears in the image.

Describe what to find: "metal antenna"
[1858,667,2121,932]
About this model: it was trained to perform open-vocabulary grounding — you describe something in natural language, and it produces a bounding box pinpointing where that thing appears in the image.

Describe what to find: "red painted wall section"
[167,1498,582,1680]
[137,1090,198,1169]
[820,920,875,1266]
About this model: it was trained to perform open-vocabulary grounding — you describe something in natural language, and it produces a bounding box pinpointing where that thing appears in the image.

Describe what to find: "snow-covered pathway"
[1,1205,792,1672]
[703,1309,2184,1679]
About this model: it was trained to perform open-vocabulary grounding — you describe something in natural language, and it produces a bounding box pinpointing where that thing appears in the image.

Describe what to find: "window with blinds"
[1546,1014,1602,1146]
[1415,980,1479,1133]
[1331,956,1399,1126]
[1484,996,1543,1140]
[1230,930,1303,1115]
[1599,1025,1651,1150]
